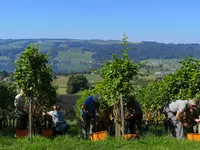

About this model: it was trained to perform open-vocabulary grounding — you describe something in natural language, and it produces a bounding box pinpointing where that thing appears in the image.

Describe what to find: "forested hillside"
[0,39,199,72]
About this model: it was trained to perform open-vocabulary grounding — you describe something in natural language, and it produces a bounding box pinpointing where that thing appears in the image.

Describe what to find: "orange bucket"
[16,130,29,138]
[90,131,108,141]
[123,134,137,140]
[42,129,53,137]
[187,133,200,141]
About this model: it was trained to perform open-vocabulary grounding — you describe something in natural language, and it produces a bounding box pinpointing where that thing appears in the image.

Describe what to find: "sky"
[0,0,200,43]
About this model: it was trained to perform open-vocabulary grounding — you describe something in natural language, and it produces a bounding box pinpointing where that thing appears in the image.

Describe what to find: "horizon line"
[0,38,199,45]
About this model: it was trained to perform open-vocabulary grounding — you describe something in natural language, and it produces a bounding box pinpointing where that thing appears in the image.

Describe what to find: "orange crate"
[123,134,137,140]
[90,131,107,141]
[42,129,53,137]
[187,133,200,141]
[16,130,29,138]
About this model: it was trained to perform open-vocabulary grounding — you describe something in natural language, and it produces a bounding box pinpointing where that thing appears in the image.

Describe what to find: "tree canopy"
[13,44,57,112]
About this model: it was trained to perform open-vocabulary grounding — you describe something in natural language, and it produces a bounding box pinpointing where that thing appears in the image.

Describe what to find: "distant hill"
[0,39,199,72]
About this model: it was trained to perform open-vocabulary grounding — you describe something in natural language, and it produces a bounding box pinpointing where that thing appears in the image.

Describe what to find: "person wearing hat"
[43,104,69,136]
[80,95,100,139]
[163,99,200,139]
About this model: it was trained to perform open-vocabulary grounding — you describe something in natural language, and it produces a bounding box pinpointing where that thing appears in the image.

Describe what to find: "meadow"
[55,51,94,72]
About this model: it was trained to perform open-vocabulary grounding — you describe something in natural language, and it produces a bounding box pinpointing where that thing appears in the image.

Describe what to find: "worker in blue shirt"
[80,95,100,139]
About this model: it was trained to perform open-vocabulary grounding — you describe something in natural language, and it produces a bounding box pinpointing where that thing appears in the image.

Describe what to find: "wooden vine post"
[120,94,124,136]
[115,102,121,138]
[28,96,32,141]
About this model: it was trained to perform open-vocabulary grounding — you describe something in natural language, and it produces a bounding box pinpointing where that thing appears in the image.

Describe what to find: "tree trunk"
[114,102,121,138]
[28,97,32,141]
[120,94,124,136]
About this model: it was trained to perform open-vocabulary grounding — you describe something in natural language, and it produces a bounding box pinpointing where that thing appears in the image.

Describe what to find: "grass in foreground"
[1,134,200,150]
[0,123,200,150]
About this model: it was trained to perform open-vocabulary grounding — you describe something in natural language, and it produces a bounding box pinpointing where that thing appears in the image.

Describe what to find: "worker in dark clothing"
[80,95,100,139]
[14,89,28,130]
[125,96,143,136]
[163,99,200,139]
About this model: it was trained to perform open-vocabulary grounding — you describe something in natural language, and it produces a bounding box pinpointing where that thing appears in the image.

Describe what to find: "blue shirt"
[81,96,96,117]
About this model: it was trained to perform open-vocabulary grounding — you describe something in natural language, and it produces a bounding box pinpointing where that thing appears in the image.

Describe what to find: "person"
[43,104,69,136]
[14,89,28,130]
[80,95,100,139]
[124,96,143,136]
[163,99,200,139]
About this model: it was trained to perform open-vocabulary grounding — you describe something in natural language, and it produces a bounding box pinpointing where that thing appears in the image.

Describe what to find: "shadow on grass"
[143,125,167,136]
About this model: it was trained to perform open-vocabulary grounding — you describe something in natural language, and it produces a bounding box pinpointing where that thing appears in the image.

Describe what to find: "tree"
[95,34,141,137]
[13,44,57,117]
[66,75,89,94]
[0,81,16,111]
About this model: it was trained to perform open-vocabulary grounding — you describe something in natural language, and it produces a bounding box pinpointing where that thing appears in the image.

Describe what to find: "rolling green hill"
[0,39,198,72]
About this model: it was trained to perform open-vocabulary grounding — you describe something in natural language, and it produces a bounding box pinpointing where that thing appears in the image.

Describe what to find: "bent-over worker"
[163,99,200,139]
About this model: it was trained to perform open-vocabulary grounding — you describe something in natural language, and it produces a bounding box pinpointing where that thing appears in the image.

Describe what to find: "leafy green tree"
[96,34,140,109]
[66,75,89,94]
[0,81,17,111]
[95,34,140,137]
[13,44,57,114]
[76,34,141,137]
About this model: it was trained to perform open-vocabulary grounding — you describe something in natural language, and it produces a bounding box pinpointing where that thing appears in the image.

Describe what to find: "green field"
[54,51,94,72]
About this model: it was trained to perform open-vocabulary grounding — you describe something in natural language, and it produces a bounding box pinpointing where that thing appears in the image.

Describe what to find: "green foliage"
[136,57,200,120]
[96,34,140,109]
[66,75,89,94]
[75,34,141,118]
[0,81,17,110]
[13,44,57,112]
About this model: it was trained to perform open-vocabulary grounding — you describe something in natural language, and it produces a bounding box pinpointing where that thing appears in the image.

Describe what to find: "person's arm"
[176,111,189,126]
[82,97,91,113]
[43,111,53,116]
[176,111,183,121]
[81,104,88,113]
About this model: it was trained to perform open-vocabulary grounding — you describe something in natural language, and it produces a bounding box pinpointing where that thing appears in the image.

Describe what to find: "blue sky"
[0,0,200,43]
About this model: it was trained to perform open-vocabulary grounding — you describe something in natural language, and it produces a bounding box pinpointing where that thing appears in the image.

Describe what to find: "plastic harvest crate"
[90,131,108,141]
[187,133,200,141]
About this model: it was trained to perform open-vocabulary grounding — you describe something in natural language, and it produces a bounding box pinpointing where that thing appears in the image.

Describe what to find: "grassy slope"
[55,51,93,72]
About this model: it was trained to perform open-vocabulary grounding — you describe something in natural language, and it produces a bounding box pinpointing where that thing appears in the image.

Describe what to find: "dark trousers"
[52,122,69,136]
[52,126,69,136]
[16,110,28,130]
[125,113,143,134]
[80,115,96,139]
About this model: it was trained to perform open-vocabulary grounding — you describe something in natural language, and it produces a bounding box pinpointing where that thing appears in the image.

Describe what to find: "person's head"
[93,95,100,103]
[17,89,23,95]
[188,98,200,109]
[53,104,61,110]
